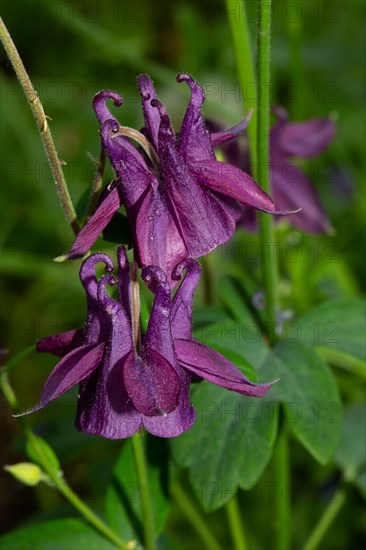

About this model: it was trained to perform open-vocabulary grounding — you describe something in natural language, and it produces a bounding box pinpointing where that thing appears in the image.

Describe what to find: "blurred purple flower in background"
[209,107,336,233]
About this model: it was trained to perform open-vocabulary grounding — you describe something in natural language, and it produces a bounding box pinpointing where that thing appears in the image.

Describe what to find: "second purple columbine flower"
[65,73,284,283]
[21,247,274,439]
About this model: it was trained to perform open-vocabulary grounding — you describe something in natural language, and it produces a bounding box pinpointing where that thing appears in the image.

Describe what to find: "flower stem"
[256,0,279,343]
[0,371,129,550]
[131,433,155,550]
[225,0,257,169]
[0,18,79,235]
[25,429,130,550]
[303,487,346,550]
[171,484,222,550]
[226,497,248,550]
[274,428,290,550]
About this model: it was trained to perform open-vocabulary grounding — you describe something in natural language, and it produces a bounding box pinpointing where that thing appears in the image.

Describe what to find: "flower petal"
[101,120,154,208]
[171,259,201,339]
[271,107,336,159]
[210,113,252,147]
[36,329,85,357]
[123,349,180,416]
[135,186,187,282]
[142,369,196,438]
[189,160,276,212]
[271,161,333,233]
[94,91,149,167]
[117,246,131,319]
[16,343,105,416]
[76,275,139,439]
[152,99,237,257]
[137,74,160,151]
[176,73,215,162]
[175,338,274,397]
[65,186,122,260]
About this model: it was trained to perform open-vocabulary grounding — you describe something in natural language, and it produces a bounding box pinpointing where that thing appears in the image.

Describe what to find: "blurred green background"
[1,0,365,547]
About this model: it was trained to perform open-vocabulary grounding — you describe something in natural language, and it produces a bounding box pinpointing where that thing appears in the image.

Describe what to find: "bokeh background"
[1,0,365,548]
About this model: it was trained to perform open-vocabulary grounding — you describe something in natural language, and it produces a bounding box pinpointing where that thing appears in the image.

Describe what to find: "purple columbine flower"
[210,107,336,233]
[65,74,284,283]
[19,247,274,439]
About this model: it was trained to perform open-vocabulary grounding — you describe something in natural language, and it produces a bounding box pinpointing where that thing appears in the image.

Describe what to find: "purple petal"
[175,339,274,397]
[176,73,215,162]
[16,343,105,416]
[271,161,332,233]
[135,186,187,283]
[210,113,252,147]
[270,107,336,159]
[36,329,85,357]
[151,99,236,257]
[142,369,196,437]
[117,246,131,319]
[93,90,123,123]
[123,349,180,416]
[101,120,153,208]
[76,275,139,439]
[137,74,160,151]
[79,253,116,344]
[189,160,276,212]
[94,91,148,167]
[171,259,201,339]
[65,186,122,260]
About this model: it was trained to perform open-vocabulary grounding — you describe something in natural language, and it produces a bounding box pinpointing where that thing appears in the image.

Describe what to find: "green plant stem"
[131,433,155,550]
[0,18,79,235]
[25,429,129,550]
[171,484,222,550]
[225,0,257,169]
[303,487,346,550]
[0,372,129,550]
[226,497,248,550]
[274,429,290,550]
[256,0,279,343]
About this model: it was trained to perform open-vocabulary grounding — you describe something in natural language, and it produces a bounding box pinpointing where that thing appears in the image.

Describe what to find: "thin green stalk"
[0,372,129,550]
[131,433,155,550]
[226,497,248,550]
[256,0,279,342]
[0,18,79,235]
[25,430,129,550]
[303,487,346,550]
[171,484,222,550]
[274,429,290,550]
[225,0,257,169]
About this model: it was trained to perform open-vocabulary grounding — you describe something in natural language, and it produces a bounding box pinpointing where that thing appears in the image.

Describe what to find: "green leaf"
[334,403,366,498]
[106,436,169,542]
[295,298,366,366]
[263,342,342,464]
[102,213,130,244]
[26,434,60,472]
[170,383,278,511]
[0,518,117,550]
[217,275,256,324]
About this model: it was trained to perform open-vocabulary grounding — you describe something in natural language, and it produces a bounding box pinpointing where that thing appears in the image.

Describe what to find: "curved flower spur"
[65,73,290,283]
[17,247,275,439]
